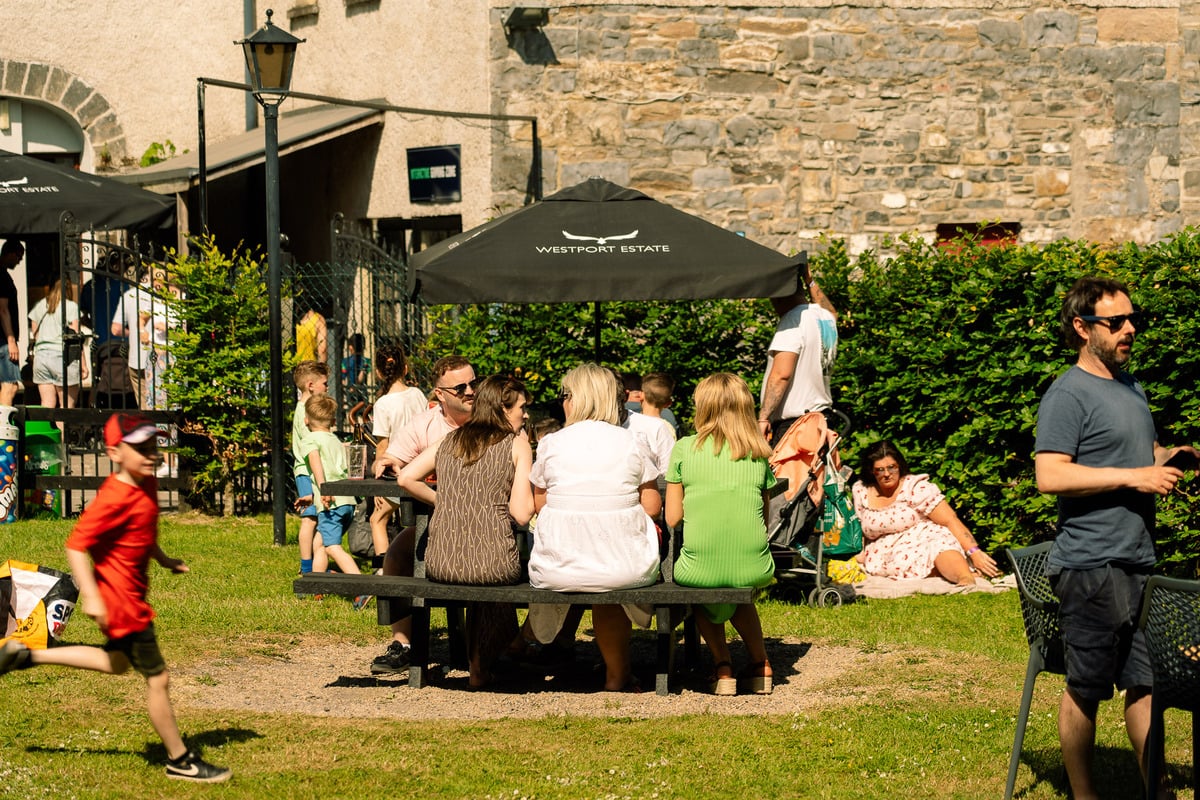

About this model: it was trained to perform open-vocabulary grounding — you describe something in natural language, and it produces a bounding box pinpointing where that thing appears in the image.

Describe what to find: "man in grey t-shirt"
[1035,276,1196,799]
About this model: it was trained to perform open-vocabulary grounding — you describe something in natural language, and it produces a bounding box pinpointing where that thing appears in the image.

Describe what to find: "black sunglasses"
[126,438,160,456]
[1079,311,1145,332]
[436,378,481,398]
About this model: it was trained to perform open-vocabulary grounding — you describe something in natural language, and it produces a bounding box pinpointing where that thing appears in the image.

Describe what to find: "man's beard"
[1087,335,1131,374]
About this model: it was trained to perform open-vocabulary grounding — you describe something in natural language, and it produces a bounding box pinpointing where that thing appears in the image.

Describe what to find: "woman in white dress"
[527,363,661,691]
[28,279,87,409]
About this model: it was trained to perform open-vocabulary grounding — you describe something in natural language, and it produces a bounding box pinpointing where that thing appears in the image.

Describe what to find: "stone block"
[627,101,681,125]
[4,61,26,94]
[748,185,784,207]
[702,189,746,211]
[61,78,92,111]
[631,47,673,63]
[978,19,1021,48]
[24,63,48,97]
[1114,81,1180,126]
[77,93,110,128]
[705,71,781,96]
[655,20,697,40]
[545,70,577,94]
[670,150,708,167]
[1024,11,1079,48]
[781,36,810,63]
[726,115,763,147]
[663,119,721,148]
[631,169,690,192]
[45,68,70,102]
[1098,9,1177,43]
[721,42,779,64]
[1034,167,1071,196]
[693,166,732,189]
[678,38,720,64]
[740,17,809,36]
[816,123,858,142]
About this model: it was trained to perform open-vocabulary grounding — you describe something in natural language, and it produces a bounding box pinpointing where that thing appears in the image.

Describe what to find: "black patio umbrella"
[0,149,174,234]
[408,177,804,305]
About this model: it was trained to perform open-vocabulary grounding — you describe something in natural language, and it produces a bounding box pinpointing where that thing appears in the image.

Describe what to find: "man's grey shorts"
[1051,564,1153,702]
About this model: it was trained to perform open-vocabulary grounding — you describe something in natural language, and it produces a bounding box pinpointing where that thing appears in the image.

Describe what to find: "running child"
[0,412,232,782]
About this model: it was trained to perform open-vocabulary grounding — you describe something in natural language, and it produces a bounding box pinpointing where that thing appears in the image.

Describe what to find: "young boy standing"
[292,360,329,575]
[301,394,366,604]
[640,372,679,441]
[0,412,231,783]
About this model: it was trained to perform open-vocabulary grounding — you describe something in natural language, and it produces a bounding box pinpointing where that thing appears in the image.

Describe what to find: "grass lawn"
[0,515,1193,799]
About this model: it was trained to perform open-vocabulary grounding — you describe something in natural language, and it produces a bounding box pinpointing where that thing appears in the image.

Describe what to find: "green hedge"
[814,230,1200,576]
[418,229,1200,576]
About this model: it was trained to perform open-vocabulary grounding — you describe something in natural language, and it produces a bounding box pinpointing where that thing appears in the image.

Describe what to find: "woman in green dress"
[665,372,775,696]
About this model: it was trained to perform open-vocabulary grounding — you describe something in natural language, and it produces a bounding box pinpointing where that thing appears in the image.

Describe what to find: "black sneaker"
[0,640,31,675]
[165,749,232,783]
[370,641,411,675]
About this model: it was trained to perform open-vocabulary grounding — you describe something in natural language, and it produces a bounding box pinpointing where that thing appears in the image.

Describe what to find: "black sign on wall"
[407,145,462,204]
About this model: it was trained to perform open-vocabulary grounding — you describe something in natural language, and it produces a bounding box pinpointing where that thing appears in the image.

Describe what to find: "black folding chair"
[1138,575,1200,800]
[1004,542,1065,800]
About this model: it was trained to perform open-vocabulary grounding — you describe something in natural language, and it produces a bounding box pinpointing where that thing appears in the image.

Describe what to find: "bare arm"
[664,481,683,529]
[150,543,188,573]
[758,350,798,438]
[67,546,107,632]
[396,441,439,506]
[533,485,547,513]
[639,480,662,518]
[1035,450,1182,497]
[509,435,534,525]
[925,499,999,578]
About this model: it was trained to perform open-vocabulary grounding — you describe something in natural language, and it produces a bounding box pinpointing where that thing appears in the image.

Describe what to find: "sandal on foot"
[709,660,736,696]
[738,661,773,695]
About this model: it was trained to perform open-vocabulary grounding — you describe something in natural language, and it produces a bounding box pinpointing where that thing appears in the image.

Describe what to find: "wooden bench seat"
[293,570,756,695]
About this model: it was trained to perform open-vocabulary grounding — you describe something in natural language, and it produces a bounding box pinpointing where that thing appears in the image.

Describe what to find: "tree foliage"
[814,231,1200,575]
[417,230,1200,576]
[165,236,289,514]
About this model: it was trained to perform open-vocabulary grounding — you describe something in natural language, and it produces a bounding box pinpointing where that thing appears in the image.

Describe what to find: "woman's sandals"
[738,661,773,695]
[709,660,737,696]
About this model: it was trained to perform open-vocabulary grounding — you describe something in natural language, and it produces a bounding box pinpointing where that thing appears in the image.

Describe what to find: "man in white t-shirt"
[758,264,838,444]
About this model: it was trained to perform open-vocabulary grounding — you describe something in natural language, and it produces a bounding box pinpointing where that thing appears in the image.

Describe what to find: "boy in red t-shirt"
[0,413,231,783]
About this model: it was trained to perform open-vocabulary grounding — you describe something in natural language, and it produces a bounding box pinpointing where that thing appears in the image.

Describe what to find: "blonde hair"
[293,359,328,389]
[304,393,336,427]
[561,363,620,426]
[45,279,76,314]
[692,372,772,461]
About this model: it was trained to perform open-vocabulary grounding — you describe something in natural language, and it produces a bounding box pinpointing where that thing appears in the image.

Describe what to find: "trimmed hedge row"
[814,230,1200,576]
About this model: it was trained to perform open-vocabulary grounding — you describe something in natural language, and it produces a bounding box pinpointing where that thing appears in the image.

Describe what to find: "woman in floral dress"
[851,440,1000,585]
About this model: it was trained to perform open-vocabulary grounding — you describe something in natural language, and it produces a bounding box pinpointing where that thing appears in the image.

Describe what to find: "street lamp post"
[239,9,304,547]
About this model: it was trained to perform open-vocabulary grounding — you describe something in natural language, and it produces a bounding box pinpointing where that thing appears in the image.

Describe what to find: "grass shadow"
[28,726,262,768]
[1016,743,1164,799]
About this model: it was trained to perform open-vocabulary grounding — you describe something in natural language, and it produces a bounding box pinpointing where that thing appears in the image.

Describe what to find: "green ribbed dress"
[667,436,776,623]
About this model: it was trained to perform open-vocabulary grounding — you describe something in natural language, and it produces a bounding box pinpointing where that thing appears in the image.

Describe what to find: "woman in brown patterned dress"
[397,374,534,688]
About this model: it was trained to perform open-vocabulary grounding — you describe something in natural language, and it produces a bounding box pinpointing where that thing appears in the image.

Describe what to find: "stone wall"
[491,1,1195,254]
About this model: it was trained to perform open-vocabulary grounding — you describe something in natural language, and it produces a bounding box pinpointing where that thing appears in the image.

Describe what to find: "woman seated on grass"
[397,374,534,689]
[851,440,999,586]
[665,372,775,696]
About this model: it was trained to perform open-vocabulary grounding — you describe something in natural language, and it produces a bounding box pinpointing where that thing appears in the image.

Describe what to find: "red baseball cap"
[104,413,159,448]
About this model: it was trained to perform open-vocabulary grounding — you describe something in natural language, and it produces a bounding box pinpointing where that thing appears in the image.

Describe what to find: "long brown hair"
[692,372,772,460]
[45,279,76,314]
[446,374,529,466]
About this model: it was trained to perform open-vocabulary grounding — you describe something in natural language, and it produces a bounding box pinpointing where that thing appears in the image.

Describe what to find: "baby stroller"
[767,408,861,607]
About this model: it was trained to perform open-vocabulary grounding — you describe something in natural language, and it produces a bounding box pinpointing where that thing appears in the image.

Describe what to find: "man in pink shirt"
[370,355,476,675]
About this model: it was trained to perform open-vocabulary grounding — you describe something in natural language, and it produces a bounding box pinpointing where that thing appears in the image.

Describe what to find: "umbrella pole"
[592,301,602,362]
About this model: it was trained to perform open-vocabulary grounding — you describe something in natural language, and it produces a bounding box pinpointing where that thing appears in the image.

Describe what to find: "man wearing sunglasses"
[1035,276,1197,800]
[370,355,476,676]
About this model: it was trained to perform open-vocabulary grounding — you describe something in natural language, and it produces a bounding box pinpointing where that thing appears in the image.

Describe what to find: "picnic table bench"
[293,478,757,695]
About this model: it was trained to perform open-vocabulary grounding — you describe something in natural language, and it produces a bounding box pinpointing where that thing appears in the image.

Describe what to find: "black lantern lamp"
[239,8,304,106]
[503,7,550,38]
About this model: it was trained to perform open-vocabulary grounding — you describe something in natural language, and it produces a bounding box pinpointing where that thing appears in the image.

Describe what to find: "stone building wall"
[491,0,1196,254]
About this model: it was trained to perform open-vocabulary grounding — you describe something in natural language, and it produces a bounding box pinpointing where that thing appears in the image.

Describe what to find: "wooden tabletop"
[319,478,405,496]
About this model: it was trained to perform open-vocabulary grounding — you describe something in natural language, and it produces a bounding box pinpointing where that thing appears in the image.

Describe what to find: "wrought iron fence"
[287,214,428,431]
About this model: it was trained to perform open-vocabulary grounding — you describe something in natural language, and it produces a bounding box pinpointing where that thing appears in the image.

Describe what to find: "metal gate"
[288,213,427,430]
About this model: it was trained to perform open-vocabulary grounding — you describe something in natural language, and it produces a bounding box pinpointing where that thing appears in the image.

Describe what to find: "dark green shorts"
[103,624,167,677]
